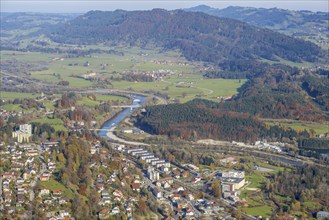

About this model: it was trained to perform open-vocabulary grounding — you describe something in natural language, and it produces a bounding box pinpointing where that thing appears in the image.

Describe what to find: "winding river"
[98,95,147,139]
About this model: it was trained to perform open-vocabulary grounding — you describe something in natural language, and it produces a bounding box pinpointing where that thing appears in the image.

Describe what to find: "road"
[80,88,168,105]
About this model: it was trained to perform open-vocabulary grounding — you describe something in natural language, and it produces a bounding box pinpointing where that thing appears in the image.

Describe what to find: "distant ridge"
[48,9,324,63]
[185,5,329,35]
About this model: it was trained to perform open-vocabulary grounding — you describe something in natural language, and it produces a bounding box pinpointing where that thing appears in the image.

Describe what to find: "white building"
[12,124,32,143]
[222,170,245,179]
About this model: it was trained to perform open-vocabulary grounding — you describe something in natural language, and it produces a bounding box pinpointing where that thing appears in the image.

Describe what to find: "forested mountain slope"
[48,9,325,63]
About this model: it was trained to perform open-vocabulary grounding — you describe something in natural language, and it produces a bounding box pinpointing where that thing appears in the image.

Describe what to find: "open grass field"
[29,117,66,131]
[112,76,246,102]
[265,120,329,135]
[77,94,129,107]
[0,91,40,100]
[40,178,74,199]
[242,205,272,218]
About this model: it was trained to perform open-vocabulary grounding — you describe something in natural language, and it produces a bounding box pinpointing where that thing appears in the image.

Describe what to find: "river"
[98,95,147,139]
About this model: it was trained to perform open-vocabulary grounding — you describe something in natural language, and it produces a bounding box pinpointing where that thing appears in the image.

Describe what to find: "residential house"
[3,172,16,180]
[40,188,50,196]
[58,210,71,219]
[58,197,68,205]
[23,169,36,180]
[131,182,141,192]
[172,169,181,179]
[40,172,50,181]
[111,207,120,215]
[52,189,62,196]
[99,209,110,220]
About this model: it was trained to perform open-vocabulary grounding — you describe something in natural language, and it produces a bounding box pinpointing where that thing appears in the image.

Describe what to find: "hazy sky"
[1,0,329,13]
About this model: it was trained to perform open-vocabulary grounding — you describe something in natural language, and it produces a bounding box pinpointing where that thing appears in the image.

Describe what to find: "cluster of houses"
[120,146,238,219]
[0,141,65,218]
[150,60,189,66]
[97,188,136,219]
[0,109,23,120]
[88,144,141,218]
[121,68,176,81]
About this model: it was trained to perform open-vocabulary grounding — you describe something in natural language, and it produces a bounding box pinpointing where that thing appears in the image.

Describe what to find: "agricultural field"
[112,76,246,102]
[2,47,246,102]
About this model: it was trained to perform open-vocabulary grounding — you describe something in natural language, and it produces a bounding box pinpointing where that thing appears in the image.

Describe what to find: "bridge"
[89,129,111,131]
[110,104,141,108]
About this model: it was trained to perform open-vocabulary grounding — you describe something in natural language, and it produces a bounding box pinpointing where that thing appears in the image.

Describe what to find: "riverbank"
[106,127,149,146]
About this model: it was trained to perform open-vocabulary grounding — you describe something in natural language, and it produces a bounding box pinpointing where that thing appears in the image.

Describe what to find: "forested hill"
[136,99,310,142]
[48,9,324,63]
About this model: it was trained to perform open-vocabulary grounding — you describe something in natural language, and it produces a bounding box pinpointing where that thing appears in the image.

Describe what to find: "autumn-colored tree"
[210,180,221,198]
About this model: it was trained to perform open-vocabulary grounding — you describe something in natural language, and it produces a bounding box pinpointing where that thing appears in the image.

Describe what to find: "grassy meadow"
[265,120,329,135]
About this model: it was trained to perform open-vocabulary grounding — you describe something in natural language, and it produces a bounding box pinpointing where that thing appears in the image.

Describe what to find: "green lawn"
[246,173,266,189]
[40,178,74,199]
[242,205,272,218]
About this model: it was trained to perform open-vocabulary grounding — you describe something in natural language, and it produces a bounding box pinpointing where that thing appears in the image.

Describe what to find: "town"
[1,3,329,219]
[1,130,252,219]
